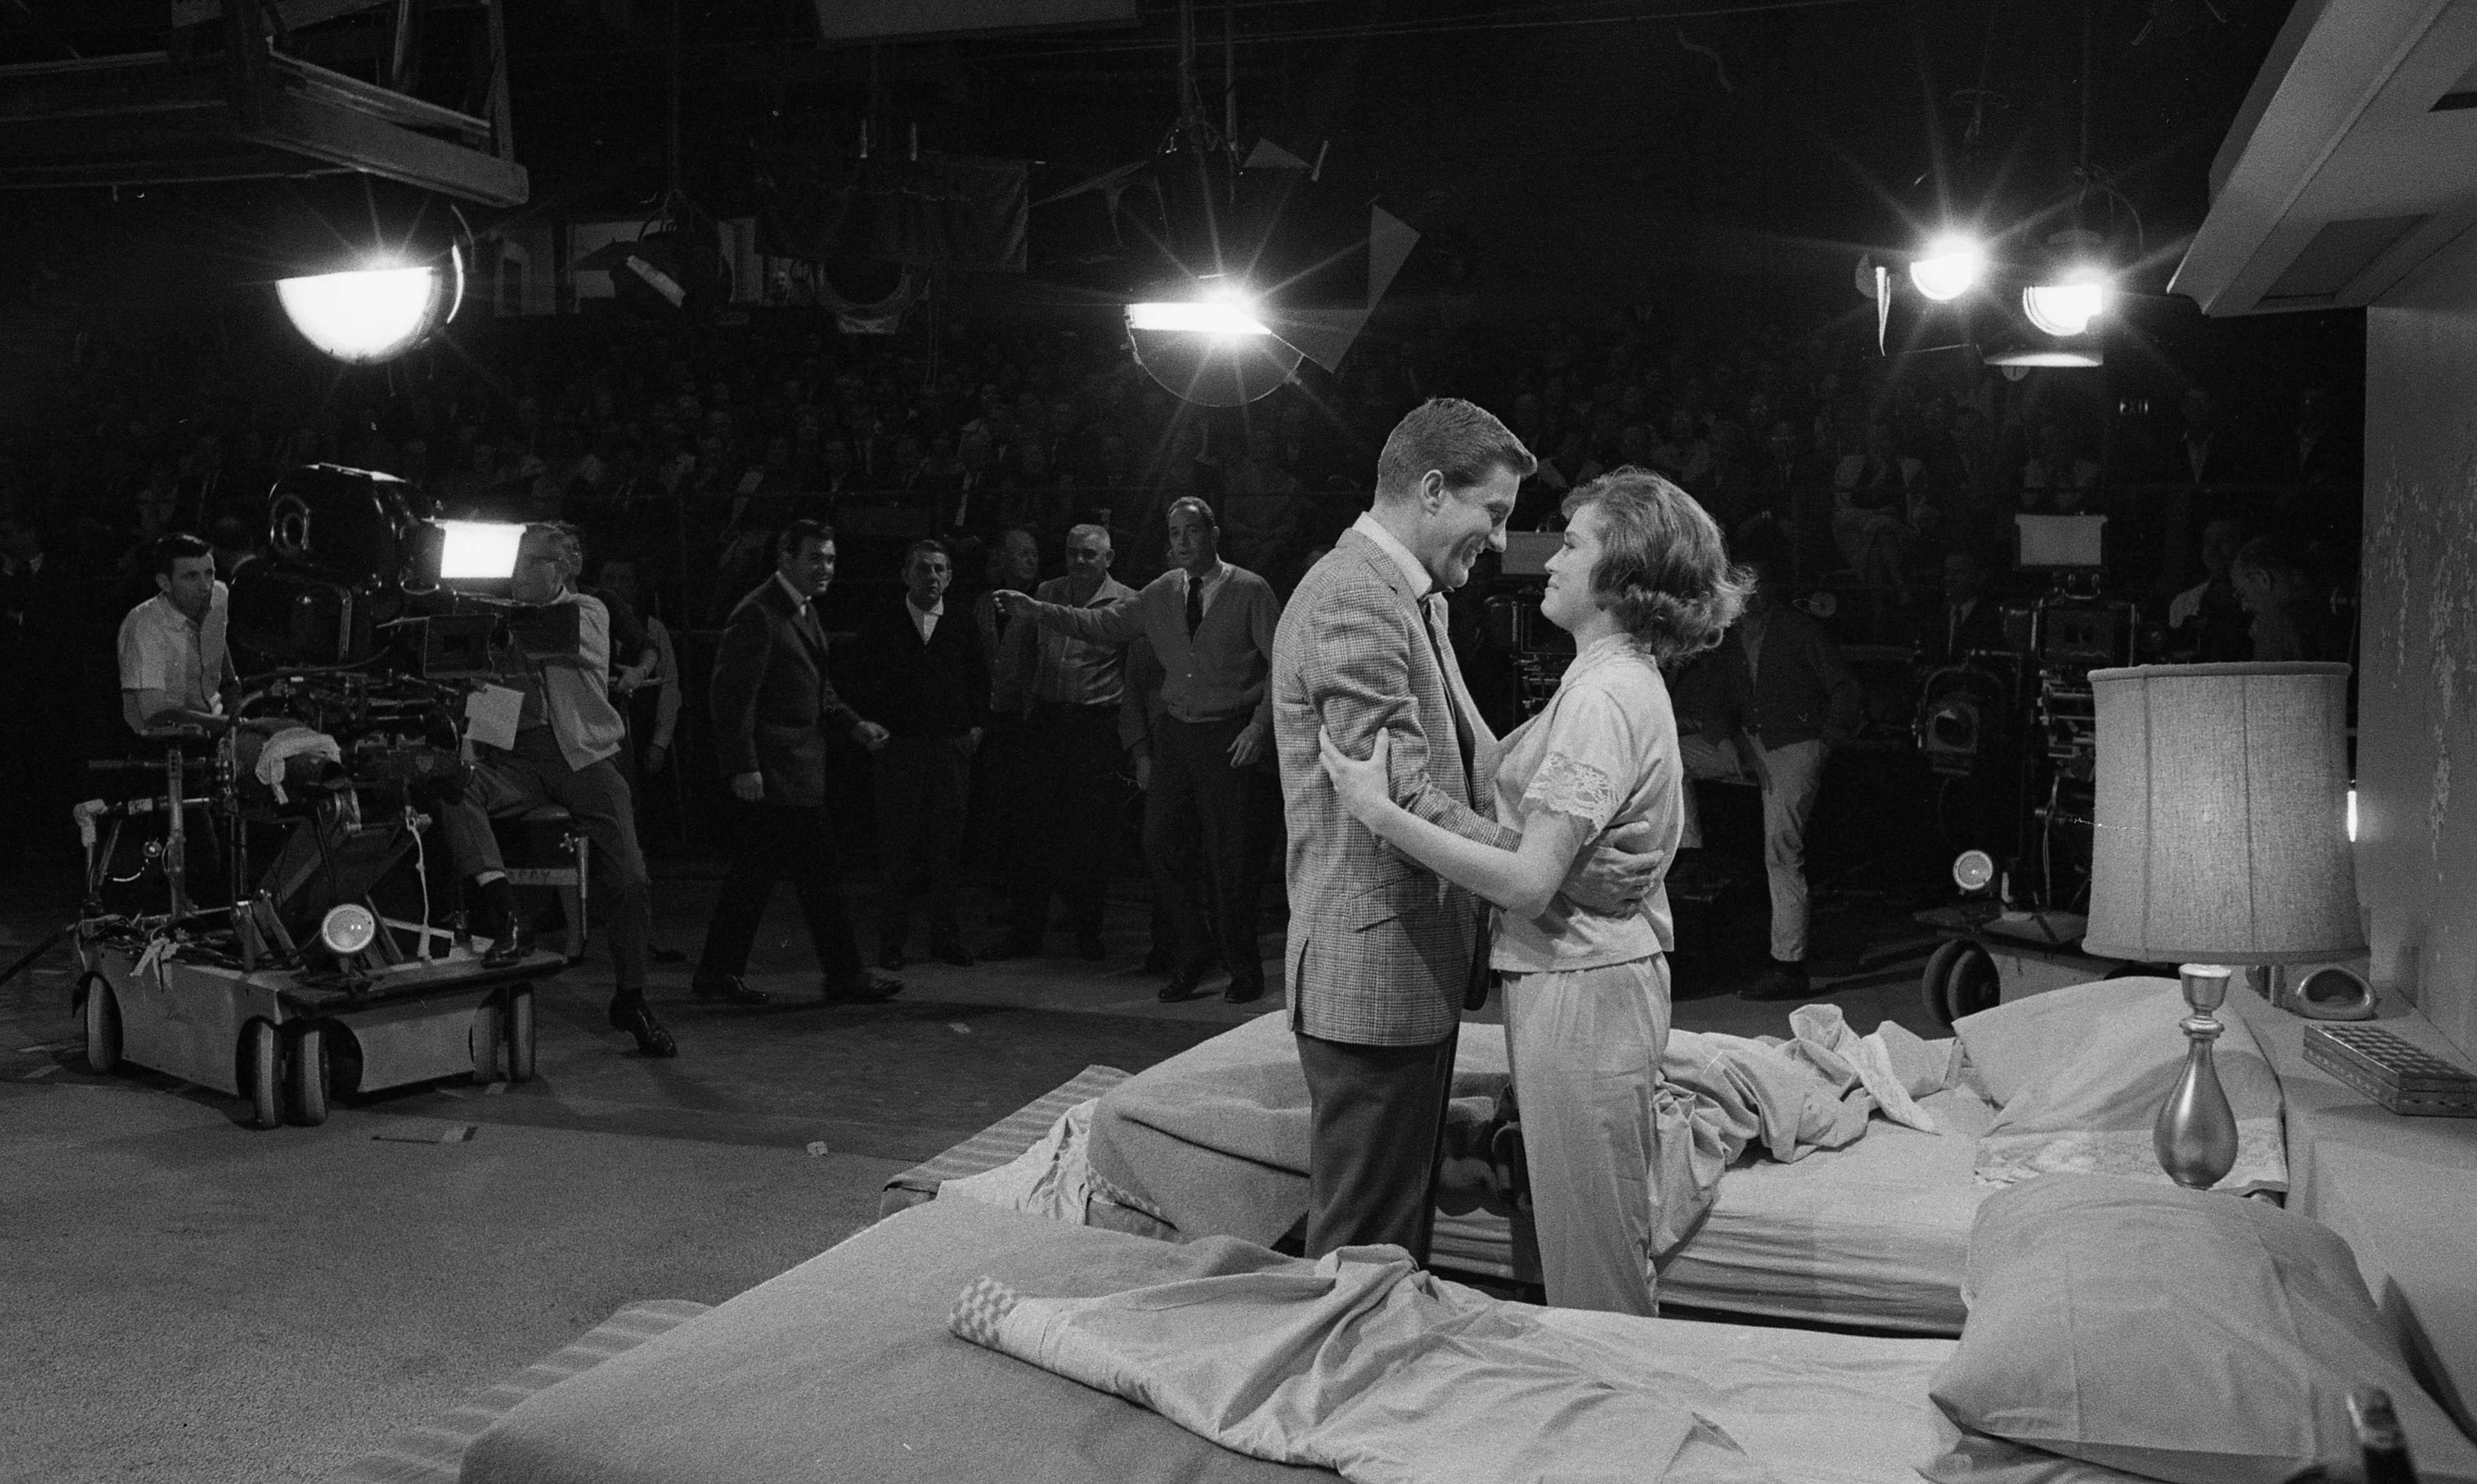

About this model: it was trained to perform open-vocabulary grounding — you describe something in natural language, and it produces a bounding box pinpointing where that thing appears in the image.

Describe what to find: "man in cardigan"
[994,498,1280,1003]
[1679,543,1864,1000]
[694,519,902,1008]
[853,539,990,970]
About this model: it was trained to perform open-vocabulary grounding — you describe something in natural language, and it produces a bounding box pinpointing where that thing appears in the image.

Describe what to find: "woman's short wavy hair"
[1559,467,1749,664]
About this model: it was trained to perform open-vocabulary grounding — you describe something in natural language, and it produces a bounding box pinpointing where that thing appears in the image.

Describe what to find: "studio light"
[1983,346,2106,369]
[1125,298,1273,336]
[1909,234,1986,302]
[434,520,526,581]
[2023,273,2110,337]
[276,247,465,365]
[1124,281,1303,407]
[318,902,378,957]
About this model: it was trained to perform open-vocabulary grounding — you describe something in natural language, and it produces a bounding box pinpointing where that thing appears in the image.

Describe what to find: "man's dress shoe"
[691,975,771,1007]
[608,998,678,1057]
[824,972,904,1004]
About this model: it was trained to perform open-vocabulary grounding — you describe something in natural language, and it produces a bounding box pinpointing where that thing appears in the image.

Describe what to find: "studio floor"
[0,856,1943,1484]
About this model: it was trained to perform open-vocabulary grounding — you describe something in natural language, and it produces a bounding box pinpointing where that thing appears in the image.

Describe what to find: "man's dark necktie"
[1422,595,1476,795]
[1423,594,1492,1009]
[1185,575,1204,638]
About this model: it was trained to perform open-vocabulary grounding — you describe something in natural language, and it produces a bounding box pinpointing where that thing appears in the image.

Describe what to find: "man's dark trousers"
[876,733,971,951]
[1145,713,1262,990]
[1296,1024,1461,1264]
[695,800,866,982]
[1013,701,1123,940]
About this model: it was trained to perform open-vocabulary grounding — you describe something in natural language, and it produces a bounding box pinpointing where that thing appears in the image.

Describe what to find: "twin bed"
[1076,974,2285,1334]
[453,977,2477,1484]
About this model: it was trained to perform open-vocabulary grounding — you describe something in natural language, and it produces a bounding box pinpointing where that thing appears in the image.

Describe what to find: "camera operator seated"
[436,523,677,1058]
[117,533,241,739]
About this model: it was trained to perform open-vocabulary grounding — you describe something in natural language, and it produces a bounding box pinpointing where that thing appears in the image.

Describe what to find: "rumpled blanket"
[948,1245,1777,1484]
[1963,978,2286,1196]
[938,1097,1099,1222]
[1642,1004,1953,1254]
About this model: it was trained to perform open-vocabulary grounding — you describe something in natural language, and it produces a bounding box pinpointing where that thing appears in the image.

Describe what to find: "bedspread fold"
[948,1246,1777,1484]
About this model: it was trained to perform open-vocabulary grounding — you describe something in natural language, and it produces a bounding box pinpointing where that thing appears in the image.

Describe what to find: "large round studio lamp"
[276,247,465,365]
[1124,289,1304,408]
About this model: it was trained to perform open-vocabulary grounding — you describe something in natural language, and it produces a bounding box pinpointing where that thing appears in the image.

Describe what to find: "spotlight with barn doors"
[1125,289,1273,337]
[277,247,465,365]
[1123,279,1304,408]
[2023,269,2111,337]
[1909,233,1987,302]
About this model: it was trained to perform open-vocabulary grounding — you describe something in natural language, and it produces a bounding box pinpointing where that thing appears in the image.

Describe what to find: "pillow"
[1952,976,2184,1107]
[1931,1175,2477,1484]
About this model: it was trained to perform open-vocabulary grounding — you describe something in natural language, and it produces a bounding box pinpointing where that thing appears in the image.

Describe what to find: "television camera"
[57,465,566,1129]
[1914,514,2140,912]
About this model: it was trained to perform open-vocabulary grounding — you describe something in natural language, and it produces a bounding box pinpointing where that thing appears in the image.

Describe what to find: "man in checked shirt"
[995,499,1280,1003]
[986,523,1150,964]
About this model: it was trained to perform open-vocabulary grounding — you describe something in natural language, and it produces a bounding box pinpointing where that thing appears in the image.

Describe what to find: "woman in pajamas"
[1320,467,1745,1315]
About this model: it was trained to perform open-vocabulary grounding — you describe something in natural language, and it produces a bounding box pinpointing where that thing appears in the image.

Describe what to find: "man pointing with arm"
[995,498,1279,1003]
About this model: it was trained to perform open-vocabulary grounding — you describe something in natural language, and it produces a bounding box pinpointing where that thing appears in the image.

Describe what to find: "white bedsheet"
[1435,1086,1998,1333]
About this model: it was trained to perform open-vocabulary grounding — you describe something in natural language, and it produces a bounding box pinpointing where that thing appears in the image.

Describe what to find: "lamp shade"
[2083,663,2363,964]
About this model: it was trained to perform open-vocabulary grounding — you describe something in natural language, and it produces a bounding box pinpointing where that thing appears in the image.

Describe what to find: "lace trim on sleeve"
[1523,749,1619,831]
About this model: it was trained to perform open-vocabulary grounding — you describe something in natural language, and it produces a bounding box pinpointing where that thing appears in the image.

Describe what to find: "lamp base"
[2155,966,2240,1190]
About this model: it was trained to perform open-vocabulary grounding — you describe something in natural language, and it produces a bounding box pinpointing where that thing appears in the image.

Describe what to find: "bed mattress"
[460,1198,2093,1484]
[1089,1012,1996,1335]
[1436,1086,1997,1333]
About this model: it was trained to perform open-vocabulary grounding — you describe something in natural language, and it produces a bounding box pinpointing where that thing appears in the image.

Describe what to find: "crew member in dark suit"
[852,539,990,970]
[1919,548,2009,668]
[692,519,903,1007]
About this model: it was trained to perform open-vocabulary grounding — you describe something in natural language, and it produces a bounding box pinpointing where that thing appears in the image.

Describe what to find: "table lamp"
[2082,662,2365,1188]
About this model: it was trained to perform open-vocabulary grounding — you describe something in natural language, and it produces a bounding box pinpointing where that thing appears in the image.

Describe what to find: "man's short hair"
[1164,496,1216,529]
[1375,398,1537,503]
[1065,522,1112,551]
[902,537,952,572]
[774,518,835,566]
[153,532,213,578]
[523,522,583,584]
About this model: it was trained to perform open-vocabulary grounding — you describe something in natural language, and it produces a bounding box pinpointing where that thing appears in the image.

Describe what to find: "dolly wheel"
[288,1024,329,1127]
[470,999,503,1085]
[245,1021,283,1130]
[1917,940,1972,1031]
[505,986,535,1083]
[83,976,121,1075]
[1943,945,2002,1025]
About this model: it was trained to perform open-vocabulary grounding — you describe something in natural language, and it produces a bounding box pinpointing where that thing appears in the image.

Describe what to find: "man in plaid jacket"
[1272,399,1657,1264]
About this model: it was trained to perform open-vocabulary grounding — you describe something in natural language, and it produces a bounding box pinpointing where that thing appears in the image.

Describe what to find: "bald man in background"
[990,523,1146,961]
